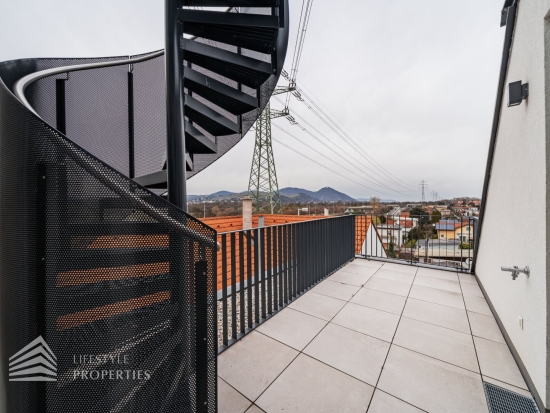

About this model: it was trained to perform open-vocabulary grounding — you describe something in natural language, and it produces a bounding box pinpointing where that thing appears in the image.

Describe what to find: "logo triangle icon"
[9,336,57,382]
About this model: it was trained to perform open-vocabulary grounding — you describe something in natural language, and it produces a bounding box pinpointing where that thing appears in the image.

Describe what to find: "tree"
[410,206,430,226]
[407,226,426,241]
[379,215,387,224]
[370,197,380,210]
[432,209,442,223]
[387,240,396,258]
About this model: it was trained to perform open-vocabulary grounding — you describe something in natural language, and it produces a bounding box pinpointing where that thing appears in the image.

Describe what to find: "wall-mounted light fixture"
[508,81,529,107]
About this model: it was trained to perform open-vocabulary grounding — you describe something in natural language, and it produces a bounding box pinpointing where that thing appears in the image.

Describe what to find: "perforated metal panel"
[484,382,539,413]
[0,65,217,412]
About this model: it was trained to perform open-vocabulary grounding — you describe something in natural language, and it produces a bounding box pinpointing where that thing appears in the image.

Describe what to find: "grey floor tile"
[409,285,465,310]
[459,273,478,284]
[460,282,484,298]
[256,308,327,351]
[329,269,374,286]
[380,262,418,274]
[367,390,424,413]
[377,346,488,413]
[464,295,492,315]
[350,259,383,269]
[218,331,298,401]
[468,311,505,343]
[256,354,374,413]
[416,267,459,281]
[483,376,533,398]
[218,377,252,413]
[365,277,411,297]
[351,288,407,315]
[312,279,360,301]
[474,336,528,390]
[288,291,346,321]
[393,317,479,372]
[402,298,470,334]
[332,302,400,342]
[304,323,390,386]
[413,275,461,293]
[245,405,265,413]
[341,263,379,275]
[373,268,415,284]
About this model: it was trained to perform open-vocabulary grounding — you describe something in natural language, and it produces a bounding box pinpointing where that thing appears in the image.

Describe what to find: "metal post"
[128,71,135,179]
[165,0,187,210]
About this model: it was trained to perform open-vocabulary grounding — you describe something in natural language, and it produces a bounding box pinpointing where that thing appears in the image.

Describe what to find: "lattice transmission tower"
[248,101,284,214]
[247,0,314,214]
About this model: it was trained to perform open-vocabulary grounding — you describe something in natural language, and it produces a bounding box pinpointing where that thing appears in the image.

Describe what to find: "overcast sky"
[0,1,505,201]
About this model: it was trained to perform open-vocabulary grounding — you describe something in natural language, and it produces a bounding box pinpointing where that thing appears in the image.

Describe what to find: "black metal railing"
[355,214,477,272]
[217,215,355,351]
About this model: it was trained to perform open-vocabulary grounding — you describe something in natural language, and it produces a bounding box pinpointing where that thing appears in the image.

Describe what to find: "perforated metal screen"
[0,63,217,412]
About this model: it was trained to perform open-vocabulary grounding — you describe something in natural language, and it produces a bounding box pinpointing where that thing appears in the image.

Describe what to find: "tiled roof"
[199,214,330,291]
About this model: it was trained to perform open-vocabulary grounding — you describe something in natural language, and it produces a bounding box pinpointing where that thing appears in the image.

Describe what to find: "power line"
[283,108,418,195]
[285,86,418,191]
[271,136,407,197]
[273,123,416,196]
[295,82,417,189]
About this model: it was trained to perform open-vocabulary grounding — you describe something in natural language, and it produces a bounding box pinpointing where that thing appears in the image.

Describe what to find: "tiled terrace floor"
[217,259,534,413]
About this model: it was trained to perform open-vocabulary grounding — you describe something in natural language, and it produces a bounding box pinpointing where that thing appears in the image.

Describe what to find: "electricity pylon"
[248,100,289,214]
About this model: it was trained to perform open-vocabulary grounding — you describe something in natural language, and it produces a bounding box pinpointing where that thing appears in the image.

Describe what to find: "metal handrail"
[13,6,233,117]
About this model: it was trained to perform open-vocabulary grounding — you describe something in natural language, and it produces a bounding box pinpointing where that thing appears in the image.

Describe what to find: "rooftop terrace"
[217,259,534,413]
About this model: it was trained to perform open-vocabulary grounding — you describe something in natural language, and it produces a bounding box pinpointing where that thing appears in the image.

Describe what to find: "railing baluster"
[283,224,288,304]
[254,228,260,325]
[268,226,274,314]
[239,231,245,336]
[277,225,284,308]
[230,232,237,341]
[261,227,266,320]
[222,234,228,347]
[247,229,253,330]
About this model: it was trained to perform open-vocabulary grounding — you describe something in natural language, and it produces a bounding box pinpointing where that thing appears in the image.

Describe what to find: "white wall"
[362,224,387,258]
[476,0,550,407]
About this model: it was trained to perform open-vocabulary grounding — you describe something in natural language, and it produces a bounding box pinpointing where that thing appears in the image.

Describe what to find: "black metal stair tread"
[185,94,239,136]
[185,120,217,154]
[179,9,280,28]
[56,275,172,316]
[184,39,272,88]
[65,222,167,236]
[183,0,279,6]
[184,66,257,115]
[184,22,278,54]
[56,302,177,356]
[59,247,170,271]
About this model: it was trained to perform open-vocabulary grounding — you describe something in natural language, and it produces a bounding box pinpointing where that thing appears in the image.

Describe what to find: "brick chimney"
[242,196,252,230]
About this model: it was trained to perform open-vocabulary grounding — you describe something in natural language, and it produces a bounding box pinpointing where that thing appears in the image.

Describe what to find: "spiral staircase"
[0,1,289,412]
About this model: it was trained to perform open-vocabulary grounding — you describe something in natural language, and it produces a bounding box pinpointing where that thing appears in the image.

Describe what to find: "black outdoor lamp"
[508,80,529,107]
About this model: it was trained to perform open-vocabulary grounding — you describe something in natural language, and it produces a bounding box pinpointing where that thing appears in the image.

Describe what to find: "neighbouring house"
[378,218,418,247]
[440,209,452,216]
[355,216,387,258]
[435,220,474,241]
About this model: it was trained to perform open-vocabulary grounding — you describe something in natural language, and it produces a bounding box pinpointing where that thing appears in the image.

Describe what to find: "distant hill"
[280,187,356,202]
[189,186,357,203]
[210,190,235,197]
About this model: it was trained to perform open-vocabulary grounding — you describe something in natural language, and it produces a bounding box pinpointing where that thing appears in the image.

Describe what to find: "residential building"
[436,220,474,241]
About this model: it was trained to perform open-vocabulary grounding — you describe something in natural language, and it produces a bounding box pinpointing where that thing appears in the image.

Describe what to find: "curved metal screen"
[0,63,217,412]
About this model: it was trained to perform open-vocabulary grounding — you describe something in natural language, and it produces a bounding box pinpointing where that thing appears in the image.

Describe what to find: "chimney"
[242,196,253,230]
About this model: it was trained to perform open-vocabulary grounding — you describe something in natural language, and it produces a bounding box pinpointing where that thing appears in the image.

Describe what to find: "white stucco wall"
[475,0,550,406]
